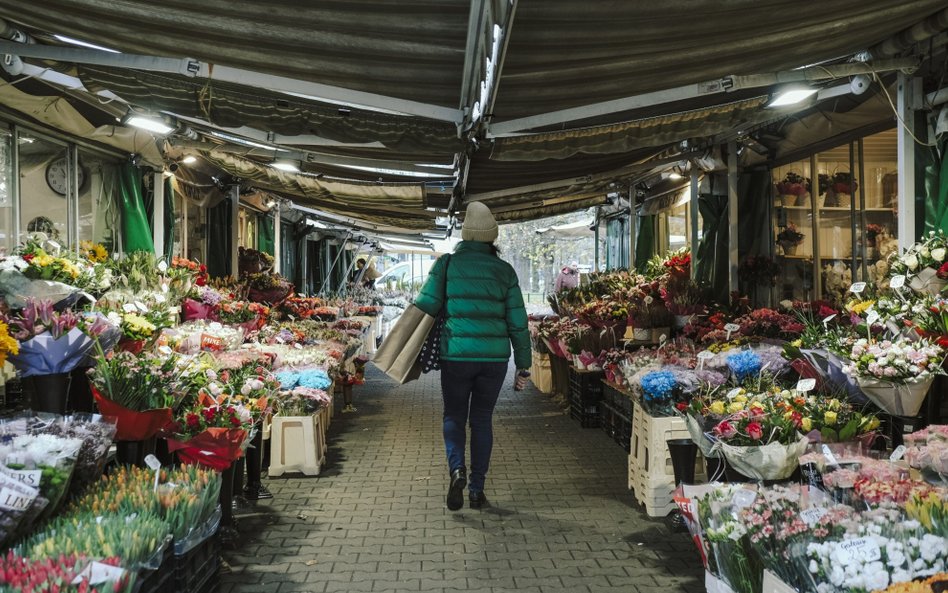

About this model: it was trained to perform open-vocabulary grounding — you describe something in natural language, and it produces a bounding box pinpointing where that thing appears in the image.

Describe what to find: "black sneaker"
[469,491,488,509]
[243,484,273,500]
[446,468,467,511]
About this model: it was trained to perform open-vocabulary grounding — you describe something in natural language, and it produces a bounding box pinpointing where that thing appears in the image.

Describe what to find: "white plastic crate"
[628,401,706,516]
[268,413,327,477]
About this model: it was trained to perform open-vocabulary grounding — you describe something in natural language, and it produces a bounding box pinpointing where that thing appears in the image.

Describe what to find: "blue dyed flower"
[275,371,301,389]
[726,350,762,383]
[298,368,332,390]
[640,370,677,402]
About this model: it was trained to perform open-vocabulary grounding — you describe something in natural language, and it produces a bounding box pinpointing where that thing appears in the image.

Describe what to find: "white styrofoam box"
[268,414,326,477]
[762,570,795,593]
[706,571,737,593]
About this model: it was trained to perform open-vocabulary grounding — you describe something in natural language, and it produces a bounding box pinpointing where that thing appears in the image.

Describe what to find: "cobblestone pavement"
[221,366,703,593]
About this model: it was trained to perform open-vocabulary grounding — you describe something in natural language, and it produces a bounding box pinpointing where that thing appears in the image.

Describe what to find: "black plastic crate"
[599,401,617,439]
[174,531,220,593]
[615,413,632,453]
[603,383,633,417]
[134,543,173,593]
[568,368,604,408]
[569,402,600,428]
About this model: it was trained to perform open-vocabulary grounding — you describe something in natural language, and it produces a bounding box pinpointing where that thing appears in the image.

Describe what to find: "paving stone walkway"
[221,366,703,593]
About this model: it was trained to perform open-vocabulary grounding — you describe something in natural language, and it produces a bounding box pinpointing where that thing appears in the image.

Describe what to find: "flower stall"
[0,235,381,591]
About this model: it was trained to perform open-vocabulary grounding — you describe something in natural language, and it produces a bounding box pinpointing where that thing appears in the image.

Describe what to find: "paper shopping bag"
[372,305,436,384]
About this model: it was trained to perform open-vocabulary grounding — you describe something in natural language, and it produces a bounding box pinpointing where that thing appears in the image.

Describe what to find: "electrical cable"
[872,70,938,147]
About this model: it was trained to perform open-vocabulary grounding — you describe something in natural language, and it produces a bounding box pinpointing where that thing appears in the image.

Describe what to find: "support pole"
[849,142,857,278]
[229,185,239,277]
[858,139,868,281]
[690,165,700,280]
[152,172,165,257]
[181,191,188,259]
[272,201,281,274]
[727,141,739,294]
[68,145,79,251]
[628,186,636,270]
[593,211,600,272]
[810,153,822,301]
[897,73,920,250]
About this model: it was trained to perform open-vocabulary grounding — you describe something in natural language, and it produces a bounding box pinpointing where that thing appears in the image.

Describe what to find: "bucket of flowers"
[246,272,294,305]
[842,336,944,417]
[166,398,253,471]
[775,171,809,207]
[776,223,805,256]
[218,300,270,334]
[88,349,185,441]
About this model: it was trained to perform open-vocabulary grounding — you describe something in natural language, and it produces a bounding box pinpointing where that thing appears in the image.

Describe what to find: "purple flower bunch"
[4,298,79,340]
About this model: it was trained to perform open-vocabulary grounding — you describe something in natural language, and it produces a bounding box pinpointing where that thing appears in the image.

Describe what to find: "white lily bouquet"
[888,230,948,296]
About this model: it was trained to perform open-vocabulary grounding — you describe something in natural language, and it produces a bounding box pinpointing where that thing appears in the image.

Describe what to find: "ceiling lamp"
[181,155,197,164]
[271,159,300,173]
[767,87,818,108]
[125,114,175,135]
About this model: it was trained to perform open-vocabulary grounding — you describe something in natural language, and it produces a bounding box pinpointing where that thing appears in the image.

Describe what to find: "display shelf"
[782,254,884,262]
[780,206,893,213]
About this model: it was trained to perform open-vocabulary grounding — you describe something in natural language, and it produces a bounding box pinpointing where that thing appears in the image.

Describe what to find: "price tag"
[134,301,148,313]
[157,345,172,356]
[889,445,907,462]
[161,283,169,293]
[839,537,881,563]
[866,310,880,325]
[796,378,816,393]
[0,487,36,512]
[294,343,303,350]
[46,240,61,253]
[850,282,866,294]
[800,507,828,526]
[890,275,906,289]
[122,303,137,313]
[157,261,168,273]
[208,322,223,331]
[275,336,285,344]
[724,323,740,341]
[731,489,757,509]
[822,444,840,468]
[822,314,836,328]
[154,294,166,304]
[658,334,667,345]
[73,562,127,586]
[200,334,225,352]
[144,455,161,471]
[697,350,714,370]
[727,387,743,399]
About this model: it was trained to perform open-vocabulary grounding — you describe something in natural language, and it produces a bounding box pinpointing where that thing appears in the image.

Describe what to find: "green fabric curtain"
[141,177,175,259]
[923,138,948,235]
[281,220,299,290]
[206,199,232,278]
[634,215,655,272]
[737,170,775,306]
[258,212,275,256]
[695,195,730,303]
[118,164,154,253]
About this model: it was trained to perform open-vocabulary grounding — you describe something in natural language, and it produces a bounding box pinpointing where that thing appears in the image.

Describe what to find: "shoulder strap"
[442,255,451,315]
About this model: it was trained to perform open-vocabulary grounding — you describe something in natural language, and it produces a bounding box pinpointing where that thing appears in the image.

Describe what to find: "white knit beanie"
[461,201,498,242]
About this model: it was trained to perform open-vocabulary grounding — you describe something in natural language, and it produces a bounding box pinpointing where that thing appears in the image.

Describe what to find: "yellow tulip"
[824,411,838,425]
[709,401,726,415]
[728,401,744,414]
[801,417,812,432]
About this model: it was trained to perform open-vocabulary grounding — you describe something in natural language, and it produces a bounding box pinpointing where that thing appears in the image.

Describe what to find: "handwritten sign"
[800,507,828,526]
[697,350,714,370]
[890,275,906,289]
[727,387,743,399]
[724,323,740,341]
[866,310,880,325]
[796,378,816,393]
[839,537,881,563]
[122,303,137,313]
[849,282,866,294]
[0,487,35,512]
[208,322,223,331]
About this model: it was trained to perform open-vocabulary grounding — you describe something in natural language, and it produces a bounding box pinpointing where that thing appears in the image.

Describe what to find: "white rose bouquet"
[888,230,948,295]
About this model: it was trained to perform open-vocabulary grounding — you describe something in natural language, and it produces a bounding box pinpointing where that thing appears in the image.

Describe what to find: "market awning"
[536,219,595,238]
[490,0,948,122]
[0,1,470,110]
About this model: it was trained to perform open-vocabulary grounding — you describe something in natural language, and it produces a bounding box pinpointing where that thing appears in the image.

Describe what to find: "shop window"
[0,128,13,254]
[18,133,69,245]
[666,203,688,252]
[76,149,121,249]
[772,129,897,303]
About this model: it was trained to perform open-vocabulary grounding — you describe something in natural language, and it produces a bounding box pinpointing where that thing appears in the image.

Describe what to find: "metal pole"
[628,185,636,270]
[849,142,857,279]
[810,153,822,300]
[727,140,739,294]
[181,191,188,259]
[690,164,700,280]
[229,185,239,277]
[858,139,868,281]
[152,172,165,257]
[272,202,281,274]
[593,207,600,272]
[68,144,79,251]
[897,73,919,250]
[11,126,19,250]
[320,234,350,296]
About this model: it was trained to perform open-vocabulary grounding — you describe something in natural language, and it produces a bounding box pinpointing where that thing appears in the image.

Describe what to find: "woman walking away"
[415,202,532,511]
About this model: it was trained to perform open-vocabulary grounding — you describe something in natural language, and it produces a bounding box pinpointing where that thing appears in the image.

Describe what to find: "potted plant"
[776,223,805,256]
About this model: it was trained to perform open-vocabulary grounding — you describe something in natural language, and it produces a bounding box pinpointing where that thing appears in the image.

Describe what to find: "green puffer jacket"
[414,241,532,370]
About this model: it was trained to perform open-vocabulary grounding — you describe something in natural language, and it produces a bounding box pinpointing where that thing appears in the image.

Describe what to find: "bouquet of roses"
[167,400,252,470]
[218,301,269,326]
[888,230,948,294]
[246,272,293,305]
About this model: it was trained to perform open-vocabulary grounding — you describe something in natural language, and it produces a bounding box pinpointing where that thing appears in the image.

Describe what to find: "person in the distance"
[414,201,531,511]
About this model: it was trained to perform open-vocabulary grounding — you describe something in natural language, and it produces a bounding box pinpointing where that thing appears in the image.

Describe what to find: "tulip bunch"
[0,551,127,593]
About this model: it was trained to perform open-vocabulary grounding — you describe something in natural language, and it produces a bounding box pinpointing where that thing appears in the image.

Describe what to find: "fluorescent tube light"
[181,155,197,164]
[272,160,300,173]
[53,34,120,53]
[125,115,174,135]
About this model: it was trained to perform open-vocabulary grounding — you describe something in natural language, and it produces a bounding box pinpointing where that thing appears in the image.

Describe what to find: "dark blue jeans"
[440,360,508,493]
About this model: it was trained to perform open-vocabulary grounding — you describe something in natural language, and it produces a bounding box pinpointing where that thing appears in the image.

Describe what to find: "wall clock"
[44,156,85,196]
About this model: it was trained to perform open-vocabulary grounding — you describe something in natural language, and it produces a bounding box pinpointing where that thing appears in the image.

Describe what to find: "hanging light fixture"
[767,86,818,108]
[181,155,197,164]
[271,159,300,173]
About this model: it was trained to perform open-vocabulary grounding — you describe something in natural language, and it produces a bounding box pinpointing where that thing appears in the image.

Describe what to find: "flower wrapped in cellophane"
[0,432,82,520]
